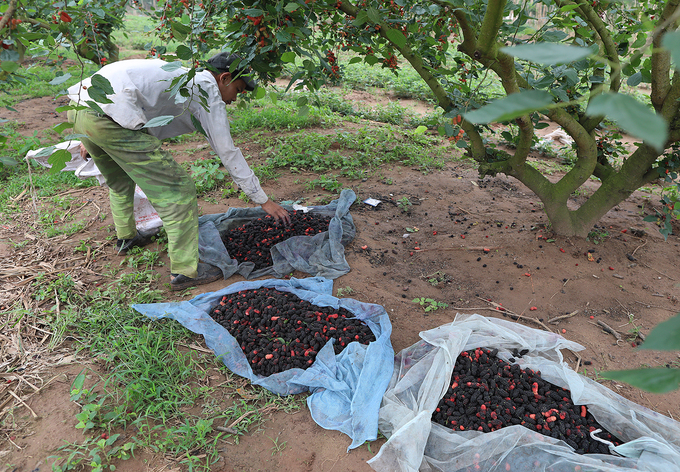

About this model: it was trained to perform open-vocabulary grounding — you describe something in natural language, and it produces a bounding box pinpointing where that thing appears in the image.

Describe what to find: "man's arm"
[197,97,290,223]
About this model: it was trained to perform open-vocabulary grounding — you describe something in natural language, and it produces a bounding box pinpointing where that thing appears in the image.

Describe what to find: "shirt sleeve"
[197,100,269,205]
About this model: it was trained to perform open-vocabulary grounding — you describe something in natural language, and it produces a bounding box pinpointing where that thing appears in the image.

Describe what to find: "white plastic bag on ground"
[368,314,680,472]
[27,140,163,232]
[25,140,105,184]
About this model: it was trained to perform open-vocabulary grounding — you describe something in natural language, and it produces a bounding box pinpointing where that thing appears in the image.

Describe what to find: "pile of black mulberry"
[221,211,331,270]
[431,348,622,454]
[208,287,375,376]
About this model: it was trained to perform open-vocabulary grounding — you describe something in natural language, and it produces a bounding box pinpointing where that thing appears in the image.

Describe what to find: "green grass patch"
[0,167,98,217]
[341,61,436,102]
[26,270,304,472]
[260,125,451,177]
[230,98,339,133]
[0,62,99,106]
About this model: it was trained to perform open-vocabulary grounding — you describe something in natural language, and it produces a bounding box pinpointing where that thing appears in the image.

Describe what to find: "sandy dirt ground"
[1,91,679,472]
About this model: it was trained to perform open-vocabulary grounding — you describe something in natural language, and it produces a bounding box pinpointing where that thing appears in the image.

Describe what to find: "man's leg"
[72,110,137,240]
[72,108,199,278]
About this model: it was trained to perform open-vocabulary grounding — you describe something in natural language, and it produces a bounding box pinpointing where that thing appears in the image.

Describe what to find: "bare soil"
[1,90,679,472]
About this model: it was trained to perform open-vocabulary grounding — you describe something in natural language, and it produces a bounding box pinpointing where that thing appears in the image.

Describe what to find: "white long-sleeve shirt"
[67,59,268,204]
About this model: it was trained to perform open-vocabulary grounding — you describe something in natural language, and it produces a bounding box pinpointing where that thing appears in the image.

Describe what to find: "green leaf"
[276,30,292,42]
[53,122,74,134]
[87,87,113,105]
[501,44,592,66]
[559,4,580,12]
[90,7,106,18]
[47,149,72,173]
[541,30,568,43]
[298,104,309,117]
[255,86,266,100]
[626,71,642,87]
[296,96,308,107]
[90,74,114,95]
[88,75,114,105]
[631,34,647,49]
[190,114,206,136]
[562,69,578,85]
[56,104,86,113]
[637,313,680,351]
[352,11,368,27]
[33,145,56,158]
[170,20,192,41]
[586,93,668,152]
[49,73,72,85]
[385,28,406,49]
[414,125,427,135]
[0,156,18,166]
[284,2,299,12]
[0,61,19,73]
[84,100,106,115]
[143,115,175,128]
[281,51,296,63]
[367,7,382,23]
[175,45,193,60]
[364,55,379,66]
[662,31,680,71]
[601,368,680,394]
[161,61,184,72]
[243,8,264,16]
[464,90,553,124]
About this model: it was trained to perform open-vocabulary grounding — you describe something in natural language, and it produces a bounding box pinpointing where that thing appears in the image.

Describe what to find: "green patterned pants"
[69,106,199,277]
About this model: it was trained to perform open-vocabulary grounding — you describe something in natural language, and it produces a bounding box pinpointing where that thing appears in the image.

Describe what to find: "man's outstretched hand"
[261,199,291,225]
[79,143,89,159]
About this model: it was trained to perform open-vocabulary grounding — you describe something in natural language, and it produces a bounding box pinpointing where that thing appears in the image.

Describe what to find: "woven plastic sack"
[368,314,680,472]
[198,189,356,280]
[133,276,393,450]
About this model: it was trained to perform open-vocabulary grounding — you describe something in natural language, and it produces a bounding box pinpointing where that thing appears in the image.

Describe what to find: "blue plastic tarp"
[133,276,394,450]
[198,189,356,280]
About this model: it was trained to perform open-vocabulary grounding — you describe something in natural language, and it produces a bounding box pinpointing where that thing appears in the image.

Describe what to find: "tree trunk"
[524,146,661,237]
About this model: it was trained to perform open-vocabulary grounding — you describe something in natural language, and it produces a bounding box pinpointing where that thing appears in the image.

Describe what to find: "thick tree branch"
[460,120,486,162]
[661,77,680,127]
[338,0,451,109]
[651,1,680,111]
[452,10,477,53]
[592,162,617,182]
[0,0,18,32]
[571,1,621,92]
[451,11,488,161]
[476,0,506,57]
[555,0,618,132]
[20,17,53,30]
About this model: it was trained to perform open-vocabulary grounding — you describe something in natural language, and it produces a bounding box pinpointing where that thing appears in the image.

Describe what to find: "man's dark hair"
[206,52,257,91]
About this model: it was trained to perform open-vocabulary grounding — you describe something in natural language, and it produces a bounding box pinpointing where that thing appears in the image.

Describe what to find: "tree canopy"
[2,0,679,237]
